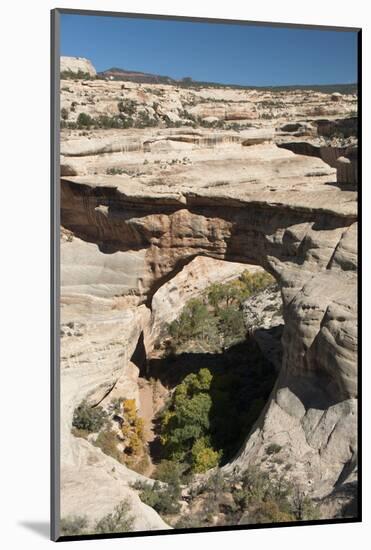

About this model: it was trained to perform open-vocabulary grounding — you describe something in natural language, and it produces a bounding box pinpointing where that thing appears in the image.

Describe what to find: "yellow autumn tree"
[123,398,137,424]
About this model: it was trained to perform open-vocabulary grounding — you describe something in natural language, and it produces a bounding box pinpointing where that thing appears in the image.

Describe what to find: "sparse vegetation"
[60,107,69,120]
[60,515,88,536]
[117,99,137,116]
[156,354,275,474]
[150,270,278,474]
[61,69,94,80]
[167,270,275,353]
[132,479,181,515]
[76,112,94,128]
[106,167,129,175]
[266,443,282,455]
[59,66,356,532]
[94,500,134,534]
[72,401,108,433]
[89,397,148,473]
[174,466,318,528]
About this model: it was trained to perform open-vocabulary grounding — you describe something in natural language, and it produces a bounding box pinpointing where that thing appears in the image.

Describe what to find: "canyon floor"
[58,59,358,536]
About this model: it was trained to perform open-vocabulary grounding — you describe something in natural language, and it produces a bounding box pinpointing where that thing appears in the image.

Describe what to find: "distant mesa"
[60,56,97,77]
[59,56,357,94]
[99,66,175,84]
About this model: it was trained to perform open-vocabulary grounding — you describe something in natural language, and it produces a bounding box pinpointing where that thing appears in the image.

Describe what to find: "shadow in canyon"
[146,336,279,467]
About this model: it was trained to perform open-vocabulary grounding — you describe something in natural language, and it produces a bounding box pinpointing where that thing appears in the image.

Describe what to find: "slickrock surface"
[60,77,356,127]
[60,299,170,530]
[59,70,358,526]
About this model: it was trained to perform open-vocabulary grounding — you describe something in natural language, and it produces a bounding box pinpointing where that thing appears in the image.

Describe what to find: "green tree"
[218,306,245,345]
[158,370,213,464]
[191,438,220,473]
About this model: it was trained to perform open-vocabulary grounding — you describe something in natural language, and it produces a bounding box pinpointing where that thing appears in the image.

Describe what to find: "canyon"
[58,58,358,533]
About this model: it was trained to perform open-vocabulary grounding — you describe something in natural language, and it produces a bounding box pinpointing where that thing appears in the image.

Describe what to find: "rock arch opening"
[133,256,284,475]
[61,163,357,524]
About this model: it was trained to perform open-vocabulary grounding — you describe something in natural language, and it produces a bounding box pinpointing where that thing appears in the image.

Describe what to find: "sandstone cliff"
[60,56,97,76]
[59,73,358,528]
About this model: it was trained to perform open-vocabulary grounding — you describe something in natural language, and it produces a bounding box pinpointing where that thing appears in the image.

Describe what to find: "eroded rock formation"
[61,55,97,76]
[59,70,358,527]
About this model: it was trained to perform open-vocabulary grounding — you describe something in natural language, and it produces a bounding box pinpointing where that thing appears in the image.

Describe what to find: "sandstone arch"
[59,144,357,522]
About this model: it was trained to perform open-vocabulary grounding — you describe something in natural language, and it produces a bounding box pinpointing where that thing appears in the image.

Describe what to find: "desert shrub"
[177,470,236,527]
[60,107,69,120]
[245,500,295,524]
[154,459,188,484]
[77,112,94,128]
[60,121,78,129]
[189,466,316,527]
[110,397,123,413]
[61,69,93,80]
[117,99,137,115]
[94,114,129,129]
[60,515,88,536]
[94,429,125,464]
[233,466,295,523]
[133,480,181,515]
[94,500,134,534]
[218,306,245,346]
[175,515,203,529]
[106,167,129,175]
[199,118,225,129]
[72,401,108,432]
[292,490,320,521]
[182,466,309,527]
[266,443,282,455]
[135,110,158,128]
[178,109,197,122]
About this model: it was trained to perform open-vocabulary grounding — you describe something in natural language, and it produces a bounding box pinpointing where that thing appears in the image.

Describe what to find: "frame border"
[51,8,61,542]
[51,8,362,542]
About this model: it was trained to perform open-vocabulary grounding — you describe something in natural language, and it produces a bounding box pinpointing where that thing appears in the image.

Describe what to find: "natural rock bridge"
[60,142,358,527]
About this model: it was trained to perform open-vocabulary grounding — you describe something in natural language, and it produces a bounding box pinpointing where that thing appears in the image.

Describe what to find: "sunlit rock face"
[61,55,97,77]
[59,70,358,525]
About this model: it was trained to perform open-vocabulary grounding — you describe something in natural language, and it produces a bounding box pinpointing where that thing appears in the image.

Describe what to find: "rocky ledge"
[59,72,358,529]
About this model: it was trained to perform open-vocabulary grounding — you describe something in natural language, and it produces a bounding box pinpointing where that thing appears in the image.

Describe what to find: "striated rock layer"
[59,71,358,526]
[60,141,357,517]
[60,297,170,531]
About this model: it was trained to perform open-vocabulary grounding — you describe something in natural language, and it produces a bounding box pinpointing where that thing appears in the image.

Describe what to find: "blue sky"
[60,14,358,86]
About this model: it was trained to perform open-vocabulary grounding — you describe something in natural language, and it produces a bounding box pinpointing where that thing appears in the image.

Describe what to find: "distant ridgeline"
[59,57,357,94]
[98,68,357,94]
[60,63,356,95]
